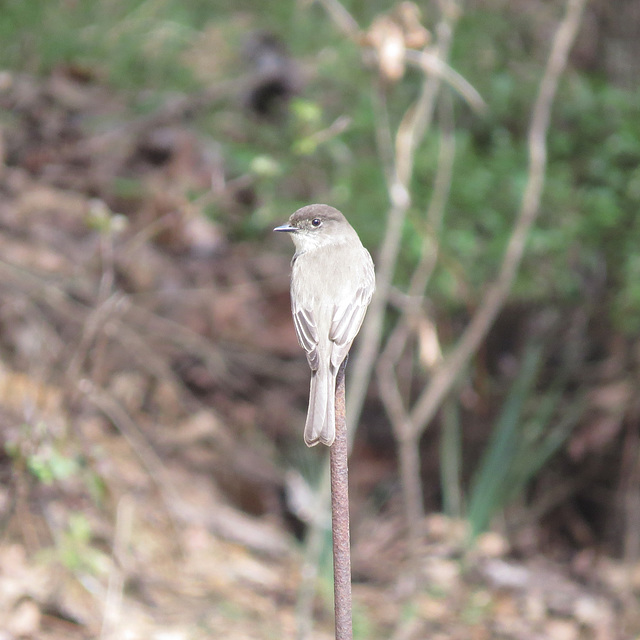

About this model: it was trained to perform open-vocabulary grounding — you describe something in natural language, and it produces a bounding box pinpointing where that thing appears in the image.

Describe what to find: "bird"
[274,204,375,446]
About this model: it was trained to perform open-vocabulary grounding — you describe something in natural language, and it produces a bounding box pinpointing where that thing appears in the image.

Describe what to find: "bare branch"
[347,13,456,445]
[407,87,456,301]
[376,322,411,436]
[313,0,361,39]
[404,48,486,114]
[408,0,588,436]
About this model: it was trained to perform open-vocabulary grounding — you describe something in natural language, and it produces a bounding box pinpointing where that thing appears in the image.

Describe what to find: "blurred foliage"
[3,0,630,330]
[464,341,584,538]
[445,10,640,334]
[3,0,638,310]
[2,0,638,536]
[6,421,77,484]
[47,512,109,575]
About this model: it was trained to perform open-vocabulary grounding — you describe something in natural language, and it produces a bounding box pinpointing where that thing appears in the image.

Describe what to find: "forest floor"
[0,68,636,640]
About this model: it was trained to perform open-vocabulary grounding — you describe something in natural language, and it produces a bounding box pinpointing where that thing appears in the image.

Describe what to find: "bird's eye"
[311,218,322,227]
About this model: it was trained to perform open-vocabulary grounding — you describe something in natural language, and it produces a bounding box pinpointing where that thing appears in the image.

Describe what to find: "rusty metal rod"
[330,355,353,640]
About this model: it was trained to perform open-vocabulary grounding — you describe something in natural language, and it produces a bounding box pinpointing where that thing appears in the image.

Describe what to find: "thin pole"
[330,356,353,640]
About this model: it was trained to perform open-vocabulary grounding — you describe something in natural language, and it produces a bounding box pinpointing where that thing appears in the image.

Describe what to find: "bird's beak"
[273,223,296,233]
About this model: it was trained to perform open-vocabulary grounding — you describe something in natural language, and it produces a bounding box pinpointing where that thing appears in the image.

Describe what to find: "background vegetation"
[0,0,638,638]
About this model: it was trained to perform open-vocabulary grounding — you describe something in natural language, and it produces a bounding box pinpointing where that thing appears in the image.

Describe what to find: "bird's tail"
[304,362,337,447]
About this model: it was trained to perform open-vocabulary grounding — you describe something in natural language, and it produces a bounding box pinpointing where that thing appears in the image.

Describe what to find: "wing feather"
[293,245,374,373]
[329,281,373,368]
[293,306,320,370]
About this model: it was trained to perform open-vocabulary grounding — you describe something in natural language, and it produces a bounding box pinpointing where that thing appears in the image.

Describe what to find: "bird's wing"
[329,280,373,369]
[292,304,320,370]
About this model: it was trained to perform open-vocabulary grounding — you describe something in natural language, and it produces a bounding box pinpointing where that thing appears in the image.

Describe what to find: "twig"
[294,499,328,640]
[347,9,457,446]
[404,48,485,114]
[100,496,134,640]
[370,11,459,555]
[375,86,457,429]
[82,384,186,555]
[370,82,396,192]
[407,86,456,300]
[330,356,352,640]
[407,0,588,437]
[619,410,640,610]
[314,0,361,39]
[376,323,412,436]
[66,292,127,387]
[376,85,457,543]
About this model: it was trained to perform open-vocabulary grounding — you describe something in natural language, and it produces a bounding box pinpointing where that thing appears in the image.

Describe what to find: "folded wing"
[329,280,373,368]
[293,305,319,370]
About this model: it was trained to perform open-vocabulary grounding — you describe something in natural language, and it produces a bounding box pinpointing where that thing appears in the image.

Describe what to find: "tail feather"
[304,364,337,446]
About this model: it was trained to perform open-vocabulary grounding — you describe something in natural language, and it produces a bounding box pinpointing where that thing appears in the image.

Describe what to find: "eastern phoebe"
[274,204,375,446]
